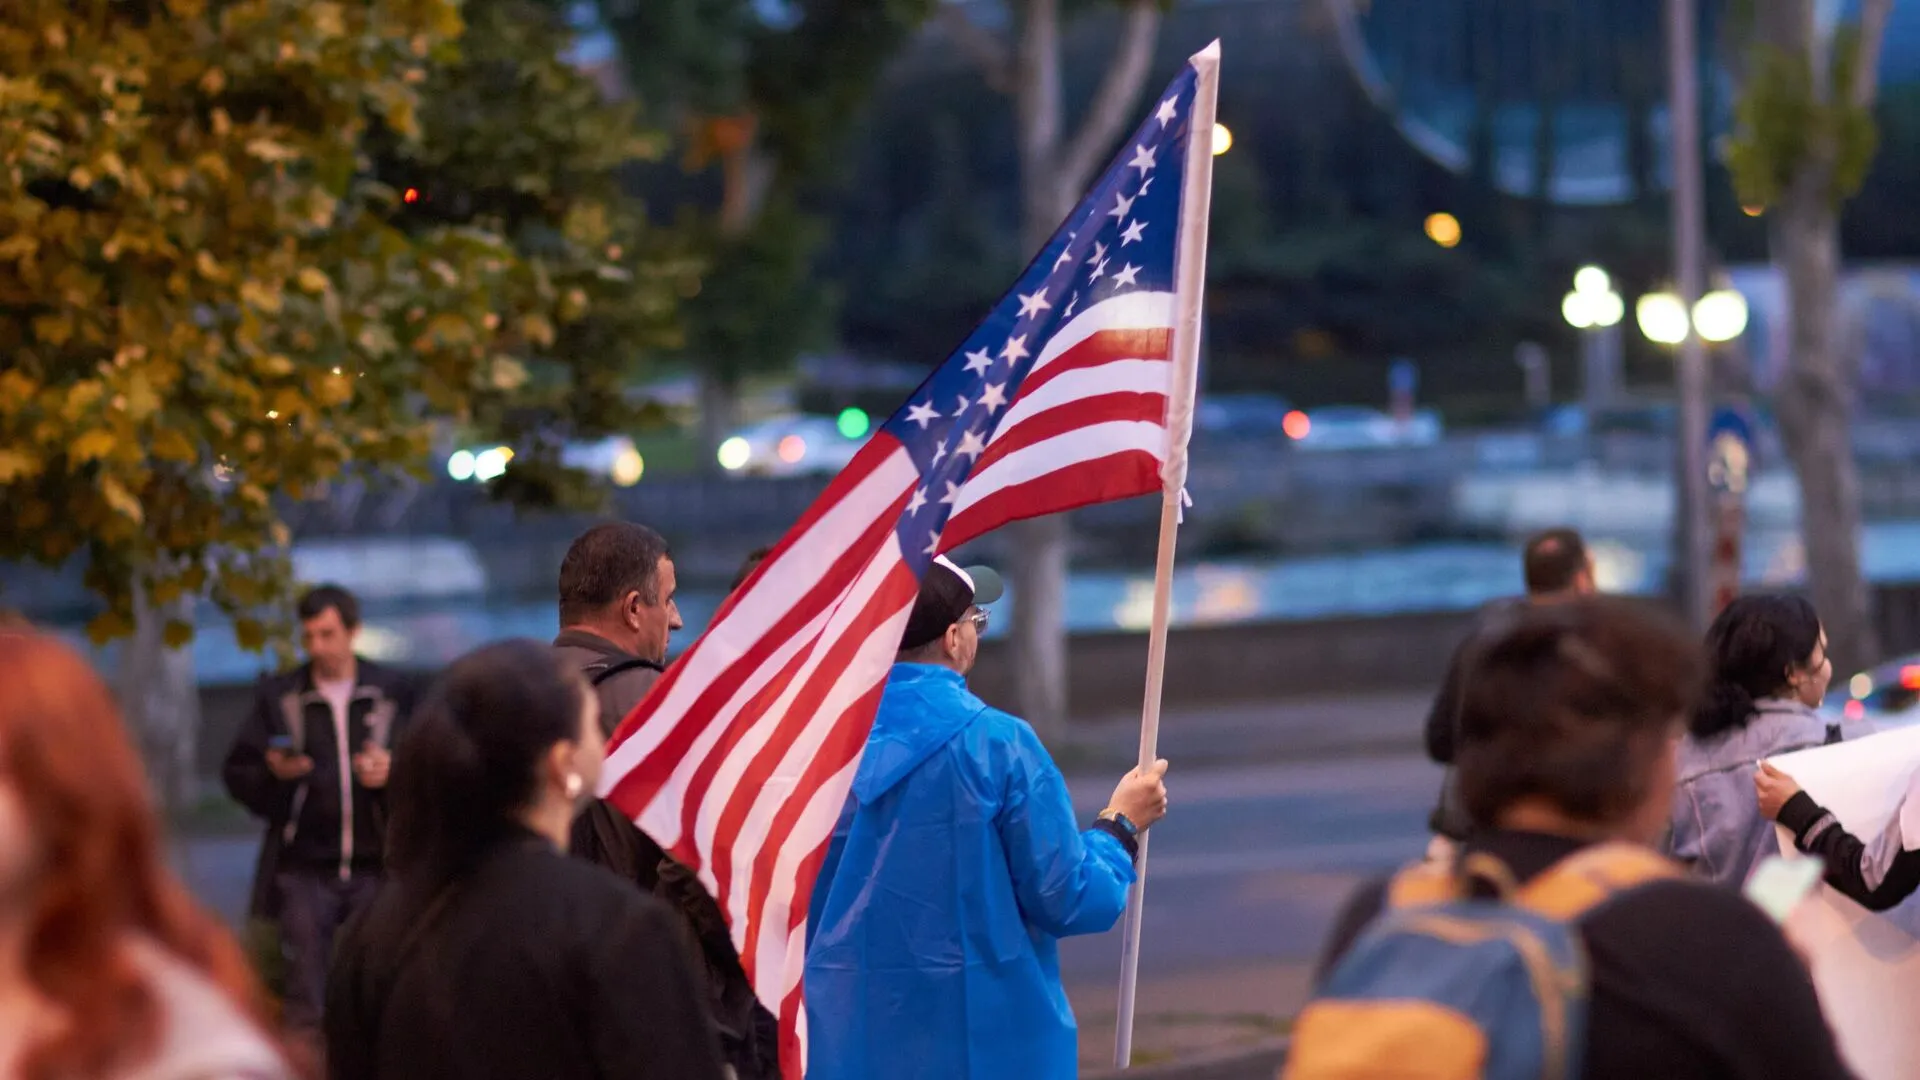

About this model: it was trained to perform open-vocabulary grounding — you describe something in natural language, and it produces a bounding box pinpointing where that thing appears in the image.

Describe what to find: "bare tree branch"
[936,3,1015,96]
[1851,0,1894,107]
[1056,0,1162,195]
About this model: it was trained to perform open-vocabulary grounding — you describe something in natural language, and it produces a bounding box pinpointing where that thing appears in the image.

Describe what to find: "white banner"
[1771,726,1920,1080]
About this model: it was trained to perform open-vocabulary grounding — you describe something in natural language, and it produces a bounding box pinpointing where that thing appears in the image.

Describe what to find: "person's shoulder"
[1585,875,1804,979]
[126,939,292,1080]
[355,657,413,692]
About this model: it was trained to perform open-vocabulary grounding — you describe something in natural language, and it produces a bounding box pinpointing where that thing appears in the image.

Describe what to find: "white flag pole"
[1113,39,1220,1070]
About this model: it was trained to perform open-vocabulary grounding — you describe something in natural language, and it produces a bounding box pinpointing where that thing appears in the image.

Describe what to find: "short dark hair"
[1692,593,1823,739]
[1522,528,1590,595]
[1454,597,1701,830]
[297,584,360,629]
[729,546,773,595]
[558,522,671,625]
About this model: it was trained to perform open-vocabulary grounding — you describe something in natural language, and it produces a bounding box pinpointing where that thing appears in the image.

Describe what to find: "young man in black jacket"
[551,524,780,1079]
[222,584,414,1036]
[1424,528,1595,844]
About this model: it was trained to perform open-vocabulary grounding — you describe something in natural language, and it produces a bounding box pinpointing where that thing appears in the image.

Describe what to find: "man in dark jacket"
[1425,528,1595,843]
[222,584,414,1035]
[551,523,779,1079]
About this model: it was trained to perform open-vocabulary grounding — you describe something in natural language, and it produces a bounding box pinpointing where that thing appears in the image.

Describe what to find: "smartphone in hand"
[1745,854,1824,924]
[267,734,297,754]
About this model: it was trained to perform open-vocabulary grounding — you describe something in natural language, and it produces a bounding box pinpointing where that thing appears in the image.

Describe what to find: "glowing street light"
[1692,289,1750,343]
[1562,266,1624,329]
[1211,123,1233,156]
[1636,292,1691,345]
[1424,212,1461,249]
[1635,287,1749,345]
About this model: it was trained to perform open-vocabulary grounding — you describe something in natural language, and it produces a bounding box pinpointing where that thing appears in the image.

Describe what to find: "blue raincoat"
[804,663,1136,1080]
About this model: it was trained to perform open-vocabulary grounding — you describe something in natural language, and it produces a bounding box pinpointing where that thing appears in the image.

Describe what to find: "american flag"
[600,60,1208,1078]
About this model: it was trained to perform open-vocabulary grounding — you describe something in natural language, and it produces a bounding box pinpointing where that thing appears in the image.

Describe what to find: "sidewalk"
[1071,960,1308,1074]
[1057,689,1433,776]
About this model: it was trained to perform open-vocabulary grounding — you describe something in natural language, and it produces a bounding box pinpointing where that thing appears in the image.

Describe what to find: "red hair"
[0,630,272,1079]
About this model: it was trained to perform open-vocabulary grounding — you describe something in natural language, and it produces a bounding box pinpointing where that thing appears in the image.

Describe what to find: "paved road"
[170,750,1440,1067]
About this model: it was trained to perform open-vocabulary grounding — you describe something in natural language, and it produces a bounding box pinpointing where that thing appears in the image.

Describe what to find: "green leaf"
[162,618,195,649]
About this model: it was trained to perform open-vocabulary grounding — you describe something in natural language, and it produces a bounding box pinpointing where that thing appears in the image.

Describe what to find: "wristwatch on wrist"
[1096,808,1137,837]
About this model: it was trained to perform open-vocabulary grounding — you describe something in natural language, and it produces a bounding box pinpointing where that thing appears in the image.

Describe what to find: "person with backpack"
[1291,597,1853,1080]
[1423,528,1596,849]
[550,522,780,1079]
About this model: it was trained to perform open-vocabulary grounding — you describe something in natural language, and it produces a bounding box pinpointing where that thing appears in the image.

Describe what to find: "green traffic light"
[837,406,871,440]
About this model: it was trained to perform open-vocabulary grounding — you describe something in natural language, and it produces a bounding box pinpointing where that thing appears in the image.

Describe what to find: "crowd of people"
[0,518,1906,1079]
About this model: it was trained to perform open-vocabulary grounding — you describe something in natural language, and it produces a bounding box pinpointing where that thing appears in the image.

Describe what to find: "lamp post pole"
[1669,0,1712,630]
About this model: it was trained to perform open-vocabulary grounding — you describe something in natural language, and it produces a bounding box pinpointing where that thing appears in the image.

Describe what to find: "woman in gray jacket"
[1669,594,1837,886]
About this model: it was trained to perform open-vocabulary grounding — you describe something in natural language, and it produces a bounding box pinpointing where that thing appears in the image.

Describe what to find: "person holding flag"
[595,42,1220,1078]
[802,557,1169,1079]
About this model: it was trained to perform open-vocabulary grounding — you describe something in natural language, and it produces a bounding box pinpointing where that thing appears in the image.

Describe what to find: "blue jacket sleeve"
[993,720,1136,938]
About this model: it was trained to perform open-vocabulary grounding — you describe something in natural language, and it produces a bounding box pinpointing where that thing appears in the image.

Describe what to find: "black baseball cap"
[901,556,1004,650]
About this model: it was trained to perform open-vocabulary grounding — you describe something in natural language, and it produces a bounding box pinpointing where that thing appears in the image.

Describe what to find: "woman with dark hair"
[324,640,724,1080]
[0,631,291,1080]
[1668,593,1837,886]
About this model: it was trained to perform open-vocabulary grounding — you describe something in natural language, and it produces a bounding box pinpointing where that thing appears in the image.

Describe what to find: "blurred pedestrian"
[804,556,1170,1080]
[550,522,777,1077]
[1424,527,1597,847]
[728,545,772,594]
[1669,593,1836,886]
[0,630,292,1079]
[1298,598,1852,1080]
[324,641,724,1080]
[221,585,413,1038]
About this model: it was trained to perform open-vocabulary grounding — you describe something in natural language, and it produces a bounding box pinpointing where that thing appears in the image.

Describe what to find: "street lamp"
[1211,123,1233,156]
[1693,289,1750,343]
[1563,266,1625,411]
[1634,287,1749,345]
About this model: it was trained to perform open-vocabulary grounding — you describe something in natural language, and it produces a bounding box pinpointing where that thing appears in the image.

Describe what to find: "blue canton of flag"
[881,65,1200,576]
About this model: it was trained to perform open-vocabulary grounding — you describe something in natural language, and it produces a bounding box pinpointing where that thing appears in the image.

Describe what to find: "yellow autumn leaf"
[0,234,38,261]
[489,355,528,391]
[100,476,143,523]
[297,267,330,293]
[245,137,299,163]
[86,610,134,645]
[70,429,120,462]
[240,280,283,314]
[163,619,195,649]
[0,448,40,482]
[521,312,555,348]
[255,353,295,377]
[150,428,196,462]
[124,372,160,421]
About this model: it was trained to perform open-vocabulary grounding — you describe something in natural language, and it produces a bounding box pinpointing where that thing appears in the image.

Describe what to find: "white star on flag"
[1129,144,1156,175]
[1089,257,1108,283]
[1156,97,1179,126]
[956,429,987,460]
[1089,240,1107,265]
[1017,289,1052,319]
[906,487,927,513]
[1113,263,1142,289]
[923,530,942,556]
[1109,192,1135,221]
[905,400,940,429]
[963,349,993,375]
[953,394,971,416]
[1120,220,1147,245]
[1000,334,1030,364]
[939,480,962,504]
[978,382,1008,413]
[1140,176,1154,197]
[1063,293,1079,317]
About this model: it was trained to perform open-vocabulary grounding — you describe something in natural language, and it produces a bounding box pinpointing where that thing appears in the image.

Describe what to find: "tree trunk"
[1772,187,1877,673]
[1003,0,1159,737]
[120,590,200,815]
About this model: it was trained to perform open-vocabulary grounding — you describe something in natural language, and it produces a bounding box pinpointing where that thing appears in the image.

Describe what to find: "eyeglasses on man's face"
[964,608,989,631]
